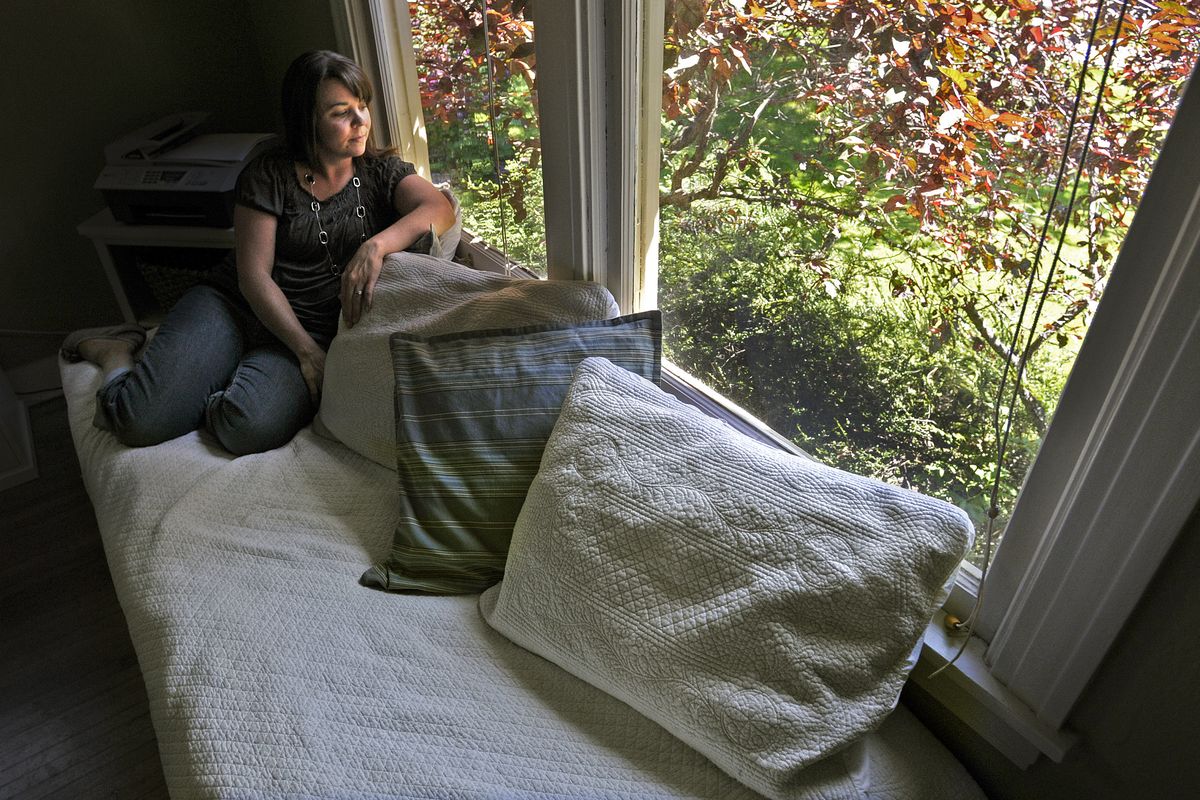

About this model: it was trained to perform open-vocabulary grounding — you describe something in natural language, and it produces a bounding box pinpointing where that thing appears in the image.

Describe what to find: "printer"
[95,112,276,227]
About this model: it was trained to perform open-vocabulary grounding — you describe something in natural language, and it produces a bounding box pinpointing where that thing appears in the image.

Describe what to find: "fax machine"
[95,112,276,227]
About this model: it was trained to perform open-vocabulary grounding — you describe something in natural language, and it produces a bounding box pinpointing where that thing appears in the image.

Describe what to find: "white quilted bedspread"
[61,360,985,800]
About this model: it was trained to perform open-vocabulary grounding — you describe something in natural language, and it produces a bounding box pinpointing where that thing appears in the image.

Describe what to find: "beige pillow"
[481,357,973,800]
[317,254,620,469]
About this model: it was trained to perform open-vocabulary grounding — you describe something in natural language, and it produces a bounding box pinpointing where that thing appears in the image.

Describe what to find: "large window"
[346,0,1200,767]
[654,1,1199,570]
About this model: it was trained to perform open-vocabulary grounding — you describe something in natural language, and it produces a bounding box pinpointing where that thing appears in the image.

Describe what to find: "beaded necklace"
[304,169,367,276]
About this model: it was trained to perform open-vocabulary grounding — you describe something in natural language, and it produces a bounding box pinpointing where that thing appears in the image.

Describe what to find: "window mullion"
[634,1,665,313]
[535,2,607,287]
[535,0,662,312]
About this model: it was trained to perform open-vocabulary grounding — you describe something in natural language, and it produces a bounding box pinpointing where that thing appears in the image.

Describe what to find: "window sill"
[458,229,526,276]
[911,610,1076,768]
[659,361,812,457]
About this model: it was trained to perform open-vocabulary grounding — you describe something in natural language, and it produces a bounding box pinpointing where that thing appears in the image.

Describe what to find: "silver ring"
[355,288,364,295]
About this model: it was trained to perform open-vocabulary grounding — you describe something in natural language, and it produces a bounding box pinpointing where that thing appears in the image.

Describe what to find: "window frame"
[534,0,661,314]
[330,0,431,178]
[345,0,1199,768]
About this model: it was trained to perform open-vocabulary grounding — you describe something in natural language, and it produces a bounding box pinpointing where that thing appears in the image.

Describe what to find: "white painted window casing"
[978,62,1200,730]
[535,0,664,314]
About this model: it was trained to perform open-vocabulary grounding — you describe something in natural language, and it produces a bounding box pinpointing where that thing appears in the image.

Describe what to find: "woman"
[62,50,456,455]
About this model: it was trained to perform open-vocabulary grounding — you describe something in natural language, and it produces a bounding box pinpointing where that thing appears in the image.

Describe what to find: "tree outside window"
[413,0,1200,567]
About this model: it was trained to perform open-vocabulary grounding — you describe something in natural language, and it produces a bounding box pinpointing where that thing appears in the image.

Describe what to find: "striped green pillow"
[361,311,662,594]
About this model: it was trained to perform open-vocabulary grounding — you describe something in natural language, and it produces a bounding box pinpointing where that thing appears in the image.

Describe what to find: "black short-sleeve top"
[226,146,418,343]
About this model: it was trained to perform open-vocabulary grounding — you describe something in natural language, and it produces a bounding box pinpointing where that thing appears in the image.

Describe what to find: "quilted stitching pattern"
[482,358,975,800]
[58,357,986,800]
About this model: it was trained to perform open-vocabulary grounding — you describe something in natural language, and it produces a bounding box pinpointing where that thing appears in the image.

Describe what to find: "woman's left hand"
[340,239,384,328]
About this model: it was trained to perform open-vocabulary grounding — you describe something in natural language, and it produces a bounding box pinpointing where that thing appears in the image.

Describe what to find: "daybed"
[62,252,988,799]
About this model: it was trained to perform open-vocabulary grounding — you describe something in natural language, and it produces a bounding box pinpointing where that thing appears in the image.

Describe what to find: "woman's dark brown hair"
[280,50,393,166]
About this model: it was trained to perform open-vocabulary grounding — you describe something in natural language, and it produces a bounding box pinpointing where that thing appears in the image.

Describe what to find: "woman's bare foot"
[77,337,137,375]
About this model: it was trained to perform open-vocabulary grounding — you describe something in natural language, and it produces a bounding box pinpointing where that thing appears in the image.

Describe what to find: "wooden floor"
[0,397,168,799]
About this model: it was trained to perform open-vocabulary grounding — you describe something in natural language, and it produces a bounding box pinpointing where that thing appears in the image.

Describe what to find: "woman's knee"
[172,283,234,317]
[205,388,312,455]
[203,344,314,455]
[96,374,199,447]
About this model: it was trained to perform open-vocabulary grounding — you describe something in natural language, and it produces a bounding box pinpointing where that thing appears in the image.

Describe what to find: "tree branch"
[963,302,1049,434]
[705,190,862,220]
[665,84,720,200]
[707,92,775,196]
[662,89,779,208]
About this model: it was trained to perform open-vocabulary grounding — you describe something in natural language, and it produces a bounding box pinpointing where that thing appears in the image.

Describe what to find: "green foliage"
[659,199,1027,557]
[413,0,1198,566]
[412,0,546,272]
[456,149,548,275]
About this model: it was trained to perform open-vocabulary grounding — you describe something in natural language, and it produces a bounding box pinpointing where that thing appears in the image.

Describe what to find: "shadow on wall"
[1,0,336,334]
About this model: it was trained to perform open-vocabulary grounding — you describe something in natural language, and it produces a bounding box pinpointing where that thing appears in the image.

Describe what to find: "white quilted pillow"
[317,254,620,469]
[428,186,462,259]
[480,357,973,800]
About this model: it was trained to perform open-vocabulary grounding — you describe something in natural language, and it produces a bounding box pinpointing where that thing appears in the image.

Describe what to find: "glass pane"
[410,1,545,274]
[656,1,1200,568]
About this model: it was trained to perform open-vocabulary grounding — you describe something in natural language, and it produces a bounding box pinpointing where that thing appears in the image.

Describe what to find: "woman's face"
[313,78,370,163]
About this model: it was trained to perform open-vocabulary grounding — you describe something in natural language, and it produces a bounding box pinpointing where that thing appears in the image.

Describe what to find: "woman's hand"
[296,342,327,404]
[340,238,385,328]
[338,174,456,328]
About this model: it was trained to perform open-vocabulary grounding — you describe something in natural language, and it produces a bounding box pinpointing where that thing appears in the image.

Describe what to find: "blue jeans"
[95,285,324,455]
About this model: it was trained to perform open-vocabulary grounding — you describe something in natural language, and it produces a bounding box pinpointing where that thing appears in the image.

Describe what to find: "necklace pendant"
[303,166,367,279]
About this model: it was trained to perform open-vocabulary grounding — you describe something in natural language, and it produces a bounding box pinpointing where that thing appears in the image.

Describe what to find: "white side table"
[77,208,235,324]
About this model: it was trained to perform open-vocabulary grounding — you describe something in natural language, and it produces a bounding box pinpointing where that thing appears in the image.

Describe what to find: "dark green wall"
[0,0,337,333]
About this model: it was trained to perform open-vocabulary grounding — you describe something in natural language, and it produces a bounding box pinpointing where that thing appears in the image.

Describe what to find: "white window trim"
[633,4,663,314]
[330,0,431,178]
[357,3,1199,769]
[911,610,1077,767]
[532,1,608,287]
[536,0,663,313]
